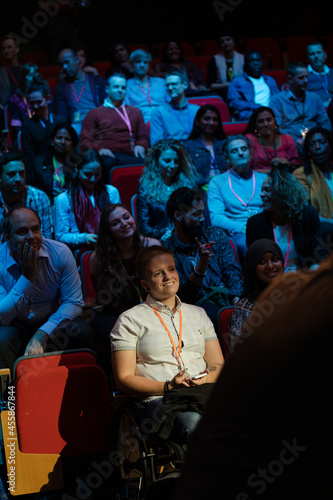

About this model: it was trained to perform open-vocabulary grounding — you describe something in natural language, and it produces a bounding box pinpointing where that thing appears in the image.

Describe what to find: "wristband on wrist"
[164,380,170,393]
[193,266,206,277]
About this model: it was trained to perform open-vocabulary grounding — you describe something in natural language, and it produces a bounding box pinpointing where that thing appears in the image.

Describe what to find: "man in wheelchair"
[110,245,224,444]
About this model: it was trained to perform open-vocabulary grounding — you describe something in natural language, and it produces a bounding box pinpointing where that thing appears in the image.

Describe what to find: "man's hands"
[99,148,115,157]
[17,242,38,283]
[189,237,215,283]
[134,145,145,158]
[84,233,98,245]
[195,237,215,266]
[24,329,49,356]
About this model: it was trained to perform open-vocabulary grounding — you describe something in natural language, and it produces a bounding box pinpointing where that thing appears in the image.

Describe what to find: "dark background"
[0,0,331,65]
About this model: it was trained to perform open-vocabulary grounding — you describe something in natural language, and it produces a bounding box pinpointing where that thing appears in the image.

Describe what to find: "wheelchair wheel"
[111,402,155,499]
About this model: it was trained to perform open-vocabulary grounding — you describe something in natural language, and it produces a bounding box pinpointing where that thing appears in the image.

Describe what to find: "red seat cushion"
[15,360,111,457]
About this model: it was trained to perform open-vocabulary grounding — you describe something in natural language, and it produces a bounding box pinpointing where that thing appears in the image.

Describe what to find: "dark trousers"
[0,318,96,372]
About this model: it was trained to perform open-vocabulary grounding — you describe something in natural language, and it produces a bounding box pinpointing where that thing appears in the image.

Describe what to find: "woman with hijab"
[228,239,284,348]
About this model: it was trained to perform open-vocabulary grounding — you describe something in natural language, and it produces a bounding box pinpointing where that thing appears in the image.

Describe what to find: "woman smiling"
[246,167,323,270]
[245,106,299,172]
[137,139,198,241]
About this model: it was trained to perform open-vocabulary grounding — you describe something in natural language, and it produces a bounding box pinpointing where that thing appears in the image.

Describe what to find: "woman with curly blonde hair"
[246,166,323,270]
[136,138,199,240]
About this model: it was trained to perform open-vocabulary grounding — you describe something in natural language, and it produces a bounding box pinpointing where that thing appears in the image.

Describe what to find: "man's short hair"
[26,76,50,98]
[130,49,152,64]
[1,34,20,48]
[165,69,188,84]
[306,41,324,52]
[0,151,26,176]
[106,72,127,85]
[244,49,263,61]
[286,61,307,77]
[222,134,251,159]
[58,48,77,60]
[166,187,204,221]
[3,206,41,239]
[136,245,175,280]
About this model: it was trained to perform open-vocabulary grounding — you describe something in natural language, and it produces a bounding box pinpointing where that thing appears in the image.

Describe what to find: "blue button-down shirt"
[270,89,332,141]
[0,238,84,336]
[150,100,200,146]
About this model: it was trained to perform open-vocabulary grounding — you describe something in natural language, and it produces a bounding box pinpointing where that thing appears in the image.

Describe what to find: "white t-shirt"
[248,76,271,106]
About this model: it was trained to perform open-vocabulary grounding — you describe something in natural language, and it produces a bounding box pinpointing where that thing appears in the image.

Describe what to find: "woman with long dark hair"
[29,122,78,203]
[88,203,160,351]
[153,40,206,94]
[245,106,299,172]
[54,149,120,259]
[8,62,40,139]
[184,104,228,189]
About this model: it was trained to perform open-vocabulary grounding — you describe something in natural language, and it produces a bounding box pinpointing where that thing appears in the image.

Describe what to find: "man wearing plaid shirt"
[0,151,53,240]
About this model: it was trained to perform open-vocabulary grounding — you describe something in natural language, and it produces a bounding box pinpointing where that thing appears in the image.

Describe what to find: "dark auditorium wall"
[0,0,330,63]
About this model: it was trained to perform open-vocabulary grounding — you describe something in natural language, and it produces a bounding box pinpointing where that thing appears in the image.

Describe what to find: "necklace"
[258,134,277,162]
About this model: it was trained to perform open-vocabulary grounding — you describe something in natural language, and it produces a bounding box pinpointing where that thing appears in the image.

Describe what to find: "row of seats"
[0,304,232,498]
[3,95,249,150]
[41,63,288,92]
[2,34,333,69]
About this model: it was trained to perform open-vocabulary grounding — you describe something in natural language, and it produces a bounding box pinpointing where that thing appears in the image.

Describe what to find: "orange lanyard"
[148,303,182,368]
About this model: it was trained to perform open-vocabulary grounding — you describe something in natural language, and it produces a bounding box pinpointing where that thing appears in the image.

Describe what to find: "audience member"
[0,34,21,110]
[227,50,279,121]
[153,40,206,95]
[228,239,284,349]
[172,254,333,500]
[75,43,99,76]
[105,42,133,81]
[306,41,333,107]
[137,139,198,241]
[29,122,78,203]
[270,61,332,152]
[293,126,333,236]
[150,70,200,146]
[0,206,88,370]
[8,63,40,140]
[124,49,168,123]
[54,48,106,136]
[206,32,244,100]
[183,104,228,190]
[208,135,267,263]
[245,106,299,172]
[163,187,243,331]
[80,73,149,180]
[0,151,53,239]
[54,149,120,260]
[111,245,224,444]
[88,203,160,362]
[22,77,64,168]
[246,167,323,270]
